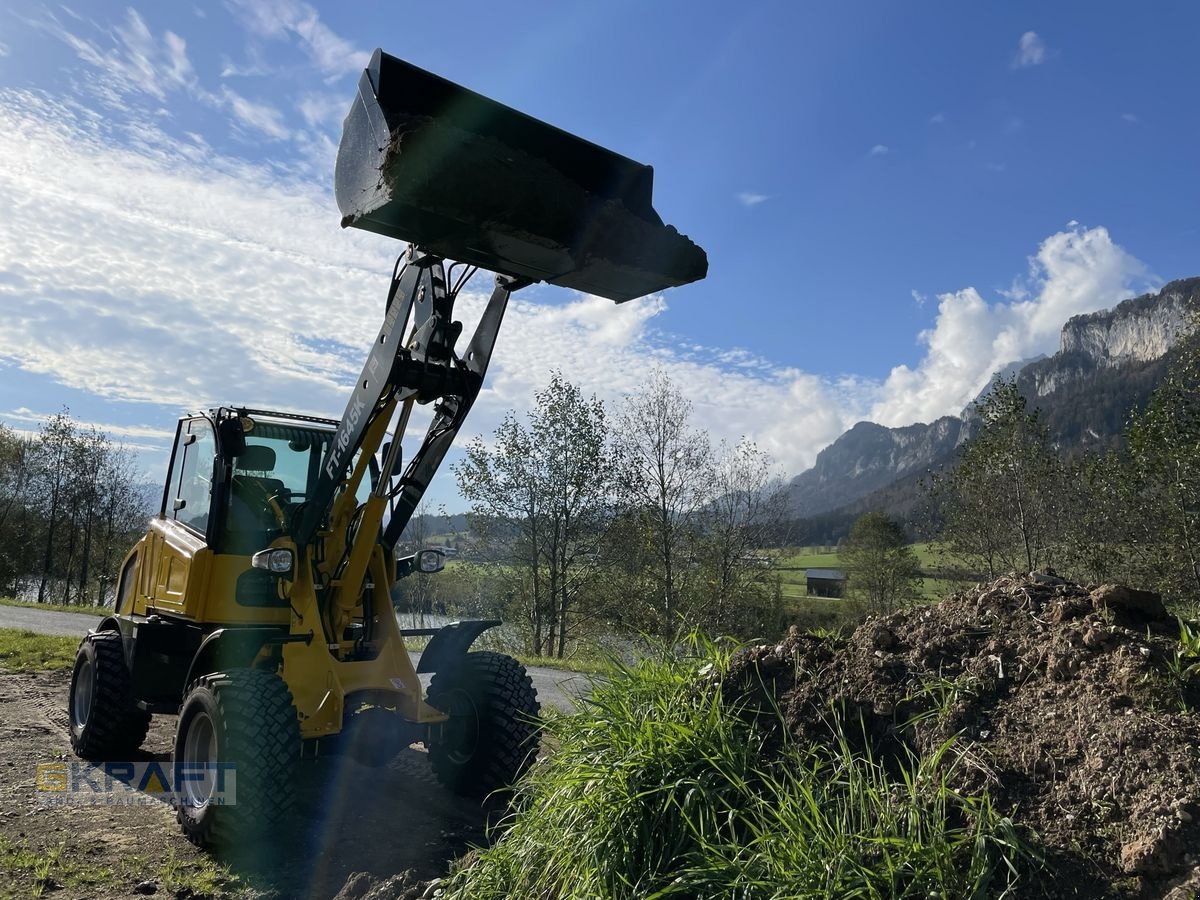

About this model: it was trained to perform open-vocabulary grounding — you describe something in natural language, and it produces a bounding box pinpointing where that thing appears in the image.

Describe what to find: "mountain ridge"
[787,277,1200,520]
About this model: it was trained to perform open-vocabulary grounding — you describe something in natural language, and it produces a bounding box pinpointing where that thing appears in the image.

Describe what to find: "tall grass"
[440,635,1033,899]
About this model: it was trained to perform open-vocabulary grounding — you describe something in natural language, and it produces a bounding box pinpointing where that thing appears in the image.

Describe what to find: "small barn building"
[806,568,847,598]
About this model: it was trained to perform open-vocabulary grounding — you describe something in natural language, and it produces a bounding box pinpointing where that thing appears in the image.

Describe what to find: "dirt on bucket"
[723,574,1200,899]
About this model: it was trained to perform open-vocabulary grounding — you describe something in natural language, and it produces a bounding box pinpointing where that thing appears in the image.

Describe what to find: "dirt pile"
[725,574,1200,898]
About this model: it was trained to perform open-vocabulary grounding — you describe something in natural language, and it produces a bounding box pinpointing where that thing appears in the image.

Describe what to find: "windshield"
[223,418,372,554]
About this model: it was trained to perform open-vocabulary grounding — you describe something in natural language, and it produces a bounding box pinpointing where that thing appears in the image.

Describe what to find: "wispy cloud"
[222,86,291,140]
[911,290,927,307]
[44,7,195,104]
[224,0,370,79]
[929,112,945,125]
[869,144,889,157]
[0,41,10,57]
[737,191,769,207]
[297,91,348,130]
[1121,112,1139,124]
[1012,31,1047,68]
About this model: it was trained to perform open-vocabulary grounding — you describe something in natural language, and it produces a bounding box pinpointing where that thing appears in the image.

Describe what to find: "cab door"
[146,417,215,618]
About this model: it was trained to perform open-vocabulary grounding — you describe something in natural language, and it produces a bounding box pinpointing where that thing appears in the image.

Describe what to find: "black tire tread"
[177,668,299,847]
[70,631,152,759]
[427,651,540,796]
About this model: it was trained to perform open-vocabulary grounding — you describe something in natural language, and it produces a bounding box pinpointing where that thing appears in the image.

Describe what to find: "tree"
[692,439,789,637]
[0,411,147,604]
[841,512,922,613]
[929,378,1064,578]
[455,373,619,657]
[1124,318,1200,599]
[614,370,712,633]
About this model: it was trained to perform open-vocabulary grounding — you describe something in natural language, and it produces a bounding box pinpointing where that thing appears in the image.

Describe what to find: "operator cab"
[163,408,374,557]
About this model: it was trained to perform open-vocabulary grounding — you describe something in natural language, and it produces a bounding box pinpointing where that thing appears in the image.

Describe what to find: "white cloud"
[737,192,769,207]
[222,87,291,140]
[0,42,10,57]
[1012,31,1047,68]
[870,225,1153,427]
[1122,112,1139,124]
[224,0,370,78]
[0,88,865,478]
[0,407,174,445]
[911,289,927,307]
[869,144,889,156]
[46,7,196,104]
[929,112,945,125]
[296,92,348,130]
[0,88,1161,489]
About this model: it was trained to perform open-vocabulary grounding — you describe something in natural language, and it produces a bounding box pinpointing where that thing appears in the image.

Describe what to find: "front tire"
[174,668,299,847]
[426,651,540,797]
[68,631,151,759]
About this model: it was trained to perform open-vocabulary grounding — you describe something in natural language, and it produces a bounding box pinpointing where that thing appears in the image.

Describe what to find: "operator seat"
[227,444,287,550]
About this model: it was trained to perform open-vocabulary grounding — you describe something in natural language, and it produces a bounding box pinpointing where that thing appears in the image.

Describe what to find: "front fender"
[416,619,501,674]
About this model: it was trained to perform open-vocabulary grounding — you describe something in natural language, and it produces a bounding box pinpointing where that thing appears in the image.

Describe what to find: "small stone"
[134,881,158,895]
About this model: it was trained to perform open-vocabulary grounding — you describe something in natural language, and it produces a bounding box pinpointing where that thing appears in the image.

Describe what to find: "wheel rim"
[71,655,93,729]
[441,688,480,765]
[182,711,218,809]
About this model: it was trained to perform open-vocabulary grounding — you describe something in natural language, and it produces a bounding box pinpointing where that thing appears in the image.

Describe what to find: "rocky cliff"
[787,277,1199,520]
[1059,279,1196,364]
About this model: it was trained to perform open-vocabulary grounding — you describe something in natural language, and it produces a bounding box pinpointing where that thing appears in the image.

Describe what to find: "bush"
[440,635,1033,899]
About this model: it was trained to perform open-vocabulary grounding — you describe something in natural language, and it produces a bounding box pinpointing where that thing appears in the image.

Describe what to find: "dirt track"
[0,605,589,715]
[0,669,490,898]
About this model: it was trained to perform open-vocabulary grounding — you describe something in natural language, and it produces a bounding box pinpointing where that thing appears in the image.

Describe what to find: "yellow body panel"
[120,512,444,741]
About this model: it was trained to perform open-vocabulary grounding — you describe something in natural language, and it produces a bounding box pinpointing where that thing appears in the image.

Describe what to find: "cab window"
[167,419,216,535]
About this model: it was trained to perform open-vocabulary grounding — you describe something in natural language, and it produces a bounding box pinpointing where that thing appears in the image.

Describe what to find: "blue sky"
[0,0,1194,508]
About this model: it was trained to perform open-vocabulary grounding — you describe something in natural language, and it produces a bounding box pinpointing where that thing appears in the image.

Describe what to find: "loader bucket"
[335,50,707,303]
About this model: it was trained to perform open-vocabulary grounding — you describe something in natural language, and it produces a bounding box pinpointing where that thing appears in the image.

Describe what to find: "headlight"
[251,548,294,576]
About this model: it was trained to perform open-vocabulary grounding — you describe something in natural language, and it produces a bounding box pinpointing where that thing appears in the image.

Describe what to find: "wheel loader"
[66,49,706,845]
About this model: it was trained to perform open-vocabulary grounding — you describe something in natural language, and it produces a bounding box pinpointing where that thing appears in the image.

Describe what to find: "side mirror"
[416,548,446,573]
[395,548,446,579]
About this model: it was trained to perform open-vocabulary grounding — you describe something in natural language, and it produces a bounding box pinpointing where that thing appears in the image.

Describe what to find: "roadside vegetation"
[0,412,147,608]
[0,596,106,616]
[0,628,77,672]
[440,635,1032,899]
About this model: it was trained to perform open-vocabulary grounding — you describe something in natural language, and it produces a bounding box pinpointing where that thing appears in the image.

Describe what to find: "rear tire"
[68,631,151,759]
[426,651,540,797]
[174,668,299,847]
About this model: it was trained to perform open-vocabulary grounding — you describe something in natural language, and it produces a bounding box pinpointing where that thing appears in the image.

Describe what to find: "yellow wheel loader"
[66,49,706,846]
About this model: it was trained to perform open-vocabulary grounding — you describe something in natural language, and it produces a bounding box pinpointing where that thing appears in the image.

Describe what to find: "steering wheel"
[265,491,305,529]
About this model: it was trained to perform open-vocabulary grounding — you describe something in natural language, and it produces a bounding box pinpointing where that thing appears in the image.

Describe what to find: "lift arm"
[292,246,525,554]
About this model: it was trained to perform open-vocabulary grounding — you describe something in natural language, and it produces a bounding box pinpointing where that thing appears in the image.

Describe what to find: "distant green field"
[776,543,972,602]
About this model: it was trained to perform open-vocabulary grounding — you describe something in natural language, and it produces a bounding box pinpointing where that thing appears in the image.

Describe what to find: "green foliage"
[841,513,923,613]
[440,635,1034,899]
[1165,618,1200,710]
[454,372,620,658]
[1124,321,1200,599]
[0,412,146,605]
[928,378,1065,579]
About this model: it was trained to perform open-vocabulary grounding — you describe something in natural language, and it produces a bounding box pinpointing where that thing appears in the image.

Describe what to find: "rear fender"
[416,619,501,674]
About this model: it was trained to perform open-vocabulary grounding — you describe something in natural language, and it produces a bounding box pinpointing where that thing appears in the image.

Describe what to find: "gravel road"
[0,603,589,712]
